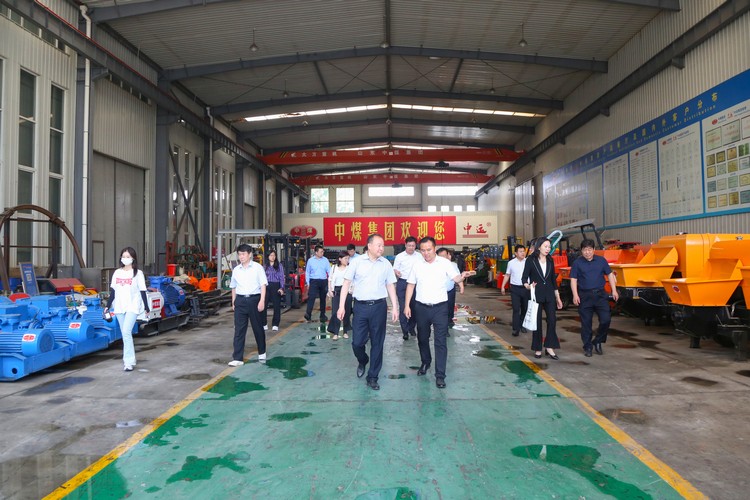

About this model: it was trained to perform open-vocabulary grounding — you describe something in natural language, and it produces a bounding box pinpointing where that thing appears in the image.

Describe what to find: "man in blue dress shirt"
[570,239,619,357]
[305,245,330,322]
[338,234,399,390]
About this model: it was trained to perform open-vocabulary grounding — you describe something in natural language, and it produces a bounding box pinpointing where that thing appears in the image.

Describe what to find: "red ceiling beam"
[292,172,493,186]
[260,147,522,165]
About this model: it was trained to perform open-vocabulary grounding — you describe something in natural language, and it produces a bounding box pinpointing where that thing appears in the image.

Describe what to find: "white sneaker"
[228,360,244,367]
[123,365,134,371]
[272,326,279,331]
[258,353,267,361]
[263,325,268,331]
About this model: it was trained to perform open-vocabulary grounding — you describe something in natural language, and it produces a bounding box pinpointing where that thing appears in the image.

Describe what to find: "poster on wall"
[629,142,659,223]
[603,155,630,226]
[586,166,604,227]
[658,122,703,218]
[543,68,750,232]
[702,97,750,212]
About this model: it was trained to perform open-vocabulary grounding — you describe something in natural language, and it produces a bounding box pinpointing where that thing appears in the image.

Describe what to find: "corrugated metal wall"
[92,79,155,168]
[520,6,750,241]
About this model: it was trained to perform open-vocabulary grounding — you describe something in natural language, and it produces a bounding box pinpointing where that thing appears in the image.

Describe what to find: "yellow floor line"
[481,325,707,500]
[43,322,299,500]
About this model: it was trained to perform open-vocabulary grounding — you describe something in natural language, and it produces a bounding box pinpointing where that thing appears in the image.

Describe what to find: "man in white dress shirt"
[229,244,268,366]
[392,236,423,340]
[405,237,472,388]
[501,244,530,336]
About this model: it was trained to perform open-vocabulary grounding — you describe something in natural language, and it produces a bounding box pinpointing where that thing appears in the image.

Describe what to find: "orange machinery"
[660,236,750,359]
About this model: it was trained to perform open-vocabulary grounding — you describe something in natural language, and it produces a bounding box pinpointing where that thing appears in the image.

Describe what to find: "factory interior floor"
[1,283,749,499]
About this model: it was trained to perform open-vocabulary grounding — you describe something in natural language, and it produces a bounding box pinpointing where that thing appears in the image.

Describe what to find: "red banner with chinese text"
[323,216,457,246]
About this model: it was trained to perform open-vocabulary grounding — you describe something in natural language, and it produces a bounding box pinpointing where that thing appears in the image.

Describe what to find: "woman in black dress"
[521,237,563,359]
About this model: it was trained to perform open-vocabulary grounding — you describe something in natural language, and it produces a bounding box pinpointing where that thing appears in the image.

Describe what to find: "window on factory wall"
[49,85,64,242]
[453,205,463,212]
[310,187,329,213]
[170,147,202,246]
[336,187,354,213]
[368,186,414,197]
[213,166,234,253]
[427,185,478,196]
[427,205,437,212]
[17,69,37,262]
[466,205,476,212]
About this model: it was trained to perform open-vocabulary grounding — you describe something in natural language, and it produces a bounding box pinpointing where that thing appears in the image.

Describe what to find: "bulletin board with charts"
[542,69,750,232]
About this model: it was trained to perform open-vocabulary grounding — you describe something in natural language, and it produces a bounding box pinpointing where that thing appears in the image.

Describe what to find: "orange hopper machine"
[660,236,750,360]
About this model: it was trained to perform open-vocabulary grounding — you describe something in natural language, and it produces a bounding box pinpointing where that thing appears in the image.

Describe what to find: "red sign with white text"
[324,216,457,246]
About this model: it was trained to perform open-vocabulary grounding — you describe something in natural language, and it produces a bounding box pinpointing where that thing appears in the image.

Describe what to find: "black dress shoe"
[545,349,559,360]
[357,364,367,378]
[584,348,593,357]
[409,330,417,337]
[402,333,409,340]
[436,378,446,388]
[304,314,311,322]
[320,316,328,322]
[512,330,520,337]
[594,343,603,355]
[417,363,430,376]
[446,332,451,338]
[534,352,542,359]
[367,379,380,390]
[521,327,528,333]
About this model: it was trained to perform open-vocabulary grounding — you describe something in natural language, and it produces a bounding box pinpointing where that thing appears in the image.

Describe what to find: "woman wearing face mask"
[521,237,563,360]
[104,247,150,371]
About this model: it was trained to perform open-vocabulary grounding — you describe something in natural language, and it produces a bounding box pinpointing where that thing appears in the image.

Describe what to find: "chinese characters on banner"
[323,216,458,245]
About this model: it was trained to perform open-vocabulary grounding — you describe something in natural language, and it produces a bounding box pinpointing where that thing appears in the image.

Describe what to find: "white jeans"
[116,312,138,366]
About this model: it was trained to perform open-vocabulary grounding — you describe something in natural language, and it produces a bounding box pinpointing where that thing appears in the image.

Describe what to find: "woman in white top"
[326,250,352,340]
[104,247,150,371]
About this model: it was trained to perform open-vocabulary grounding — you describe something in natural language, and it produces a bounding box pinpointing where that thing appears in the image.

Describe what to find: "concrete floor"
[1,285,748,499]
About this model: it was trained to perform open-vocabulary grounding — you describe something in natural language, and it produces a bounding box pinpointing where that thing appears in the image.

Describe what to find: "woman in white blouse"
[326,251,352,340]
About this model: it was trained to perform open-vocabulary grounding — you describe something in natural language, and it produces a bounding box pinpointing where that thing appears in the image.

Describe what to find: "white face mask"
[121,257,134,266]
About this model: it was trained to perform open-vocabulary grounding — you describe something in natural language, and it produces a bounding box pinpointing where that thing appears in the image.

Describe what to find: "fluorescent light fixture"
[243,103,544,122]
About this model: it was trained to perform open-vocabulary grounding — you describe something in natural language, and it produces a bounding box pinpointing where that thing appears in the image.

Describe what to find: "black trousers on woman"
[531,299,560,351]
[327,285,352,334]
[263,282,282,328]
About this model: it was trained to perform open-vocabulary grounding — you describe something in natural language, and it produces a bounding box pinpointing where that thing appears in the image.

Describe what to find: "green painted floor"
[59,319,686,499]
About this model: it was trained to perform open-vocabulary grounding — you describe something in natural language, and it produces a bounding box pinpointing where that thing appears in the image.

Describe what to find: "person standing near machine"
[304,245,330,322]
[105,247,150,372]
[337,234,399,391]
[521,238,563,360]
[501,244,530,336]
[229,244,267,366]
[263,249,285,332]
[327,250,352,340]
[570,239,619,357]
[405,237,472,388]
[393,236,423,340]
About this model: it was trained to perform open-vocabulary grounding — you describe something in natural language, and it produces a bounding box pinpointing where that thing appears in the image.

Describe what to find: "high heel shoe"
[534,352,542,359]
[545,349,559,360]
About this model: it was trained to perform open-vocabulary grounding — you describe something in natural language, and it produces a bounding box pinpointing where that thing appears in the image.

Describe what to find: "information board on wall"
[543,69,750,231]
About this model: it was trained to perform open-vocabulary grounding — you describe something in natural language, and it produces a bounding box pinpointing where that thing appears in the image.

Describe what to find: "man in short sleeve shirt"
[392,236,423,340]
[229,244,268,366]
[338,234,399,390]
[405,237,472,388]
[570,239,619,357]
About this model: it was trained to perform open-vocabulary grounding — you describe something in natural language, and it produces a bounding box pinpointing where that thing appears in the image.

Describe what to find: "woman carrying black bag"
[521,237,563,360]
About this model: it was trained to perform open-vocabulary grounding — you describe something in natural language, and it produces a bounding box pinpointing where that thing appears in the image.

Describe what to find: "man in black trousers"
[570,239,619,357]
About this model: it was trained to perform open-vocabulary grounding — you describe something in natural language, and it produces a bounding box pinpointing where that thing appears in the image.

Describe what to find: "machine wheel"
[290,289,301,309]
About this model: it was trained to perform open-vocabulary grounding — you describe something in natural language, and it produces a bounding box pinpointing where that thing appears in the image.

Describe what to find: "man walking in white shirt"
[393,236,423,340]
[405,237,472,388]
[501,244,530,337]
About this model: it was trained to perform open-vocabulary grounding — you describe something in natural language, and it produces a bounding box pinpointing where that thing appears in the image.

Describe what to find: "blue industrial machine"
[148,276,186,317]
[0,297,70,381]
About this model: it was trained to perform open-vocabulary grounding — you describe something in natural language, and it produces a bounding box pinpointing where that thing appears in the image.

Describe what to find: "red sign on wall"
[324,216,457,246]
